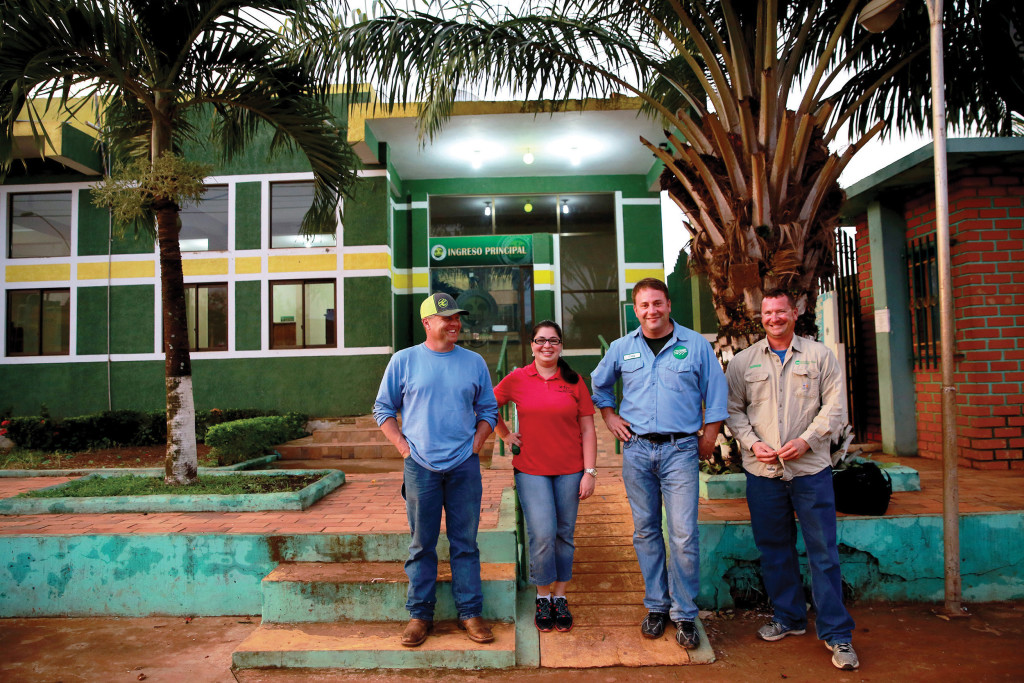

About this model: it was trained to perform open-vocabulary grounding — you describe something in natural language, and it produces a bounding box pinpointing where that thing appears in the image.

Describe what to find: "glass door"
[429,265,533,376]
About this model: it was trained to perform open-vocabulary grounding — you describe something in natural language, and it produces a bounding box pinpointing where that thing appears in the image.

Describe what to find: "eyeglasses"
[532,337,562,346]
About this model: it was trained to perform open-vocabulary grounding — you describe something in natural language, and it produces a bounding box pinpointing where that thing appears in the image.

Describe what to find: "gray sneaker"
[757,620,806,641]
[826,641,860,670]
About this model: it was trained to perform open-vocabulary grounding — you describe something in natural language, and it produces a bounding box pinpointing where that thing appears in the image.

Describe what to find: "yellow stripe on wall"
[343,252,389,271]
[412,272,429,288]
[234,257,262,274]
[77,261,155,280]
[625,268,665,283]
[268,254,337,273]
[534,268,555,285]
[183,258,229,276]
[6,263,71,282]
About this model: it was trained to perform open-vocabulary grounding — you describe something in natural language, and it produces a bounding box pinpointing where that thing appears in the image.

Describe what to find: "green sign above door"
[429,235,533,266]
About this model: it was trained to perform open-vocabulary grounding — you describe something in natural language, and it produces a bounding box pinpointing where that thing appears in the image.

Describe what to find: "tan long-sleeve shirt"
[725,335,846,480]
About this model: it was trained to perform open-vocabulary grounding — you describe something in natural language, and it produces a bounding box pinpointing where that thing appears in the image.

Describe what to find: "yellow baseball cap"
[420,292,467,318]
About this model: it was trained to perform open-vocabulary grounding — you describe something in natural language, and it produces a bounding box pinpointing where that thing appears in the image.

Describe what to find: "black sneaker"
[535,597,554,632]
[553,596,573,632]
[640,611,671,638]
[676,620,700,649]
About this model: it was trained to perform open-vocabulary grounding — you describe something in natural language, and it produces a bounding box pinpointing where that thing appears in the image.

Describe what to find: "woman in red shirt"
[494,320,597,633]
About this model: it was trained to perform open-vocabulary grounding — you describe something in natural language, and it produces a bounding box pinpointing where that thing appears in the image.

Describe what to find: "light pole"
[859,0,961,615]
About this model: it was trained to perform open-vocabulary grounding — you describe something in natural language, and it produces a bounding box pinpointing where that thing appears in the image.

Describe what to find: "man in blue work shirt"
[373,292,499,648]
[591,277,728,650]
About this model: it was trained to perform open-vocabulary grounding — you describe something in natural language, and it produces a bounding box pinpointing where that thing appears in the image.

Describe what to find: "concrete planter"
[699,459,920,500]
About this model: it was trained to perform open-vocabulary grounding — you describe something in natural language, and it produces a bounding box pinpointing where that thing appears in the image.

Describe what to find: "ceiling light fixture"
[524,202,533,213]
[471,149,482,170]
[561,199,569,215]
[569,147,581,166]
[523,148,534,165]
[484,200,492,217]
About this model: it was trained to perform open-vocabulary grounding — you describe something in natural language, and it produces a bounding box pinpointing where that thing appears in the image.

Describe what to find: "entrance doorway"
[429,266,533,375]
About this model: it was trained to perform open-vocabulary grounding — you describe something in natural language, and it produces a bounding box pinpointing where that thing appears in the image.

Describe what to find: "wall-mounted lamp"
[484,200,492,217]
[561,199,569,215]
[523,148,535,165]
[523,202,534,213]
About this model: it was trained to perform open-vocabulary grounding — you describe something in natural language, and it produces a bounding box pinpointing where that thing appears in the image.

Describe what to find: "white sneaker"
[826,641,860,670]
[757,620,806,641]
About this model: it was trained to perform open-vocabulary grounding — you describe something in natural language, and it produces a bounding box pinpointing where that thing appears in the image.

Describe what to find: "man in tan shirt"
[725,289,858,671]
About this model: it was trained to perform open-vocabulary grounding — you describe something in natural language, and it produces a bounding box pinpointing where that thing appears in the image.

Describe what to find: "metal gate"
[821,229,866,440]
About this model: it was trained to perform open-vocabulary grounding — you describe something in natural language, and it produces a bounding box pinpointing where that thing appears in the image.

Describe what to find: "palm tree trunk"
[152,95,198,486]
[156,199,198,485]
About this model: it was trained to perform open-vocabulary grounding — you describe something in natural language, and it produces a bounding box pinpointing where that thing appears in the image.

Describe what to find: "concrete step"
[232,620,516,670]
[312,428,391,444]
[276,440,402,460]
[261,561,518,623]
[267,457,406,473]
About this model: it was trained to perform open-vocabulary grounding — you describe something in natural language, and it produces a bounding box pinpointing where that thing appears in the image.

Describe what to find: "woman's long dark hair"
[531,320,579,385]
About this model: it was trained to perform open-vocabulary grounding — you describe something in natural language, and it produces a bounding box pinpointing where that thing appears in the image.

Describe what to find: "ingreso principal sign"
[429,235,533,266]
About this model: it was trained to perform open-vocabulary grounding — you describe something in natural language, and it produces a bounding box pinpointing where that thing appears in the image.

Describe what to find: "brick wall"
[896,166,1023,469]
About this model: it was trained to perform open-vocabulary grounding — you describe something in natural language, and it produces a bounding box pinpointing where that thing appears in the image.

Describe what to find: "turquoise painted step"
[699,460,921,500]
[232,621,516,670]
[261,561,517,623]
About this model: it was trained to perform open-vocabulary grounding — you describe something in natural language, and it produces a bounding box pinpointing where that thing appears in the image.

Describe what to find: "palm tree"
[0,0,360,484]
[329,0,1006,354]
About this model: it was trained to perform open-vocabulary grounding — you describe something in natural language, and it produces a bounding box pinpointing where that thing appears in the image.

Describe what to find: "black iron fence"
[907,233,941,369]
[821,229,866,440]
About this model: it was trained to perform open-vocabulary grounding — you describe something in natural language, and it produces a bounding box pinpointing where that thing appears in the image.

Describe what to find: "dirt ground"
[1,602,1022,682]
[4,444,214,469]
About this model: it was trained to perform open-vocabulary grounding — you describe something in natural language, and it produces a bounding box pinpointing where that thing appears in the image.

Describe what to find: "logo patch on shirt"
[672,345,689,360]
[623,352,641,361]
[750,363,762,368]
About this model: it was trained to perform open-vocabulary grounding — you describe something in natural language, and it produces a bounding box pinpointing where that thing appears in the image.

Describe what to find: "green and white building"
[1,94,670,417]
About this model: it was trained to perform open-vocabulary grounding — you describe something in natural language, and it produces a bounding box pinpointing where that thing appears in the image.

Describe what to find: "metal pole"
[925,0,961,614]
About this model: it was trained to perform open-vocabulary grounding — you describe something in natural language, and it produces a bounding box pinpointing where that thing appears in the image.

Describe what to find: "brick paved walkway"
[1,426,1022,537]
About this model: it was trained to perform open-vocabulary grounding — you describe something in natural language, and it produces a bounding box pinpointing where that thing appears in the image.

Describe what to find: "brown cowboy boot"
[457,616,495,643]
[401,618,433,647]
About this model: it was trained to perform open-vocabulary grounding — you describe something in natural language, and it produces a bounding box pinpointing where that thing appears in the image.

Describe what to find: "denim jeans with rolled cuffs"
[403,454,484,622]
[514,470,584,585]
[621,433,700,623]
[744,467,855,644]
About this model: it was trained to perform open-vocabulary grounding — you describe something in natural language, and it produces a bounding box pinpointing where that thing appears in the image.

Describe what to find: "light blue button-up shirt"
[591,321,728,435]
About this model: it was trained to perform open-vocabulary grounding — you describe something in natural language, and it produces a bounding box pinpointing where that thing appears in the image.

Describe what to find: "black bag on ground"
[832,461,892,515]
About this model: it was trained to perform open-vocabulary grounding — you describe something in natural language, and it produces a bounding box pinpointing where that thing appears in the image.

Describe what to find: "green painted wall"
[77,189,154,256]
[234,280,262,351]
[344,176,388,246]
[234,182,262,250]
[103,286,155,356]
[0,355,390,417]
[534,290,555,323]
[76,286,108,355]
[343,277,391,347]
[622,204,663,262]
[392,292,415,350]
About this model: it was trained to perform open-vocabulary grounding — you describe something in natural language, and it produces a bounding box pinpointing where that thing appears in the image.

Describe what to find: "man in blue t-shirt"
[373,292,499,648]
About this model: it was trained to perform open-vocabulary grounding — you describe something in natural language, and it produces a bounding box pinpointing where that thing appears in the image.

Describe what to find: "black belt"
[635,432,696,443]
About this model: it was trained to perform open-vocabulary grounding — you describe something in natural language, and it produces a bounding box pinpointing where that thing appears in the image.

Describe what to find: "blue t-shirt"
[373,343,498,472]
[772,347,787,365]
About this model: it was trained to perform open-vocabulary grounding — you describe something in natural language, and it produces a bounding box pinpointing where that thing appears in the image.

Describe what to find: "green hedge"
[0,408,295,452]
[205,413,309,466]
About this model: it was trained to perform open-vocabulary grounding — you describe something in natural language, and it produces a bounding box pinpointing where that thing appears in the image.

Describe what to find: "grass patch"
[18,473,325,498]
[1,448,73,470]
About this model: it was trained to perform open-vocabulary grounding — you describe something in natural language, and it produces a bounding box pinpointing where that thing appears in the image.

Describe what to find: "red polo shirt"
[493,362,595,475]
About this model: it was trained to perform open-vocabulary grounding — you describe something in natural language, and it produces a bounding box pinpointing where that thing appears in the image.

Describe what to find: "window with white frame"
[270,279,336,349]
[6,288,71,356]
[183,283,228,351]
[7,192,72,258]
[179,185,228,251]
[270,181,336,248]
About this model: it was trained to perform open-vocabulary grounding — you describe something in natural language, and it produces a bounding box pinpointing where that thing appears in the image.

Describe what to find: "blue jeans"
[403,454,483,621]
[621,435,700,622]
[745,467,856,644]
[514,470,584,586]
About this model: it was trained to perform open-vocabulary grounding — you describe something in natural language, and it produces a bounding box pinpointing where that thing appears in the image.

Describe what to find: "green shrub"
[1,408,297,452]
[205,413,308,466]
